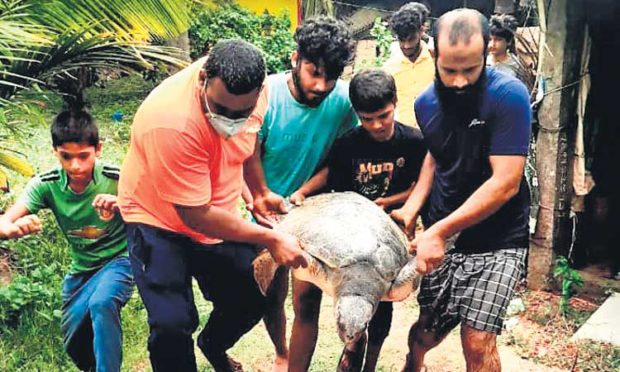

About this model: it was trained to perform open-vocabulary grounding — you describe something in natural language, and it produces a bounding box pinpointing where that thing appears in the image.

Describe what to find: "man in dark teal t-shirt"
[392,9,531,372]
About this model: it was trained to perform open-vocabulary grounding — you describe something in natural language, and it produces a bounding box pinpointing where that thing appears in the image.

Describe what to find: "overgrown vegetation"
[0,0,191,195]
[0,0,190,102]
[352,17,393,74]
[188,2,296,74]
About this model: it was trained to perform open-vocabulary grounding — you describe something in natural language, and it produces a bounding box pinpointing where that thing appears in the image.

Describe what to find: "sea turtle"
[253,191,420,370]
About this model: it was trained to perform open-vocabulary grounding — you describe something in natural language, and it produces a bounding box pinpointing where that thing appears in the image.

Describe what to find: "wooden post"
[166,31,191,62]
[165,31,191,75]
[528,0,585,289]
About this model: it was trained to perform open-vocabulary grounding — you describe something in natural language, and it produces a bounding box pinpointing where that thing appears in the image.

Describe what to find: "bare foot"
[272,354,288,372]
[207,352,244,372]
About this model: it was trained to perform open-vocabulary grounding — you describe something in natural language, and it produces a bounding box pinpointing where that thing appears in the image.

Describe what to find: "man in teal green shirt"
[257,17,359,198]
[0,110,133,372]
[247,17,358,372]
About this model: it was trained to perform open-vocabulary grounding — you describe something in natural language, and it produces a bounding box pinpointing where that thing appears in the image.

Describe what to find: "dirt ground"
[221,289,568,372]
[352,300,565,372]
[219,262,620,372]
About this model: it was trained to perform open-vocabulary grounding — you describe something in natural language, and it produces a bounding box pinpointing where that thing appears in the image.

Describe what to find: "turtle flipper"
[291,253,332,294]
[381,255,421,302]
[252,249,280,296]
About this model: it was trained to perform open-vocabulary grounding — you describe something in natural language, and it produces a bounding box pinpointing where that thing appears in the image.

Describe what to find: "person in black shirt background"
[290,69,427,212]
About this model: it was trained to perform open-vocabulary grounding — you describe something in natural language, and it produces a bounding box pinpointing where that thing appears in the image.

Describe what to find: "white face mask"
[202,80,248,139]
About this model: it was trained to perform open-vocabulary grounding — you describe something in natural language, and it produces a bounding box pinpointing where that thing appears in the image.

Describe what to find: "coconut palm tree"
[1,0,192,101]
[0,0,193,189]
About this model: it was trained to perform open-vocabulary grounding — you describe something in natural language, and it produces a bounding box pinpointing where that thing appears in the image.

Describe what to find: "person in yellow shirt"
[383,2,435,128]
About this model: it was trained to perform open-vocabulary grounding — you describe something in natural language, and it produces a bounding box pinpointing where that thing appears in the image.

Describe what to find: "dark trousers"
[368,301,393,342]
[126,223,266,372]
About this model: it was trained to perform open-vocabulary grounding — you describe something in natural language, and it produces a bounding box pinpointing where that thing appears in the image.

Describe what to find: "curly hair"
[349,69,397,113]
[204,39,265,95]
[294,16,355,80]
[389,2,429,40]
[489,14,518,44]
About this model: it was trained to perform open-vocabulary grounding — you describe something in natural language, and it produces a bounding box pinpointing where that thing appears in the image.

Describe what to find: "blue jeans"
[61,255,134,372]
[126,223,266,372]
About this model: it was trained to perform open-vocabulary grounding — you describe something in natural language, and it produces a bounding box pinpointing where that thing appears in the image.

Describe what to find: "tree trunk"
[528,0,585,289]
[166,31,191,62]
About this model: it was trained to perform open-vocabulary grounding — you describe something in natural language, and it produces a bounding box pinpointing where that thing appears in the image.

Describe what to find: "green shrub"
[0,264,61,326]
[553,256,584,316]
[189,2,296,74]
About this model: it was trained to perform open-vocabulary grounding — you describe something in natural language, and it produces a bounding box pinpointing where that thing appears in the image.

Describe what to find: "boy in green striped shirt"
[0,109,133,372]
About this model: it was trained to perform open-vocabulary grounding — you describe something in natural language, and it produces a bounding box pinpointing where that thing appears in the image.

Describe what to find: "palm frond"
[1,0,192,101]
[0,151,33,177]
[27,0,191,41]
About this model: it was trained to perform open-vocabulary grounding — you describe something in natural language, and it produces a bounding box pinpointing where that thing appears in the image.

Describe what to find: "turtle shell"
[277,192,409,282]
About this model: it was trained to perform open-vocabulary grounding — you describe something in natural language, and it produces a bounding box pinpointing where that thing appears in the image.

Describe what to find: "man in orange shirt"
[118,39,308,372]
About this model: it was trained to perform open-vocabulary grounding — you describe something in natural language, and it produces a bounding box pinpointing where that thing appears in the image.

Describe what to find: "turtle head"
[335,295,374,345]
[333,263,387,345]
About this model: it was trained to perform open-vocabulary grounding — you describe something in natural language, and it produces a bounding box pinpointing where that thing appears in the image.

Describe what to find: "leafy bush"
[188,2,296,74]
[0,264,60,326]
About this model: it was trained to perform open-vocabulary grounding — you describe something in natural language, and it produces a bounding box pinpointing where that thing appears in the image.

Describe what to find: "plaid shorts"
[418,247,526,335]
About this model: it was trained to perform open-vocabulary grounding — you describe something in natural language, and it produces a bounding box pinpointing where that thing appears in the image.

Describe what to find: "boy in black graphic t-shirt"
[290,69,427,210]
[289,69,427,371]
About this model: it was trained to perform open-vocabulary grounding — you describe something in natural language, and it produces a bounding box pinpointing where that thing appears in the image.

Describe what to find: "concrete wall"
[236,0,301,30]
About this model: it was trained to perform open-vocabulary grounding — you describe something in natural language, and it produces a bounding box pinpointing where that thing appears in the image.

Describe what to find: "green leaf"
[0,168,8,192]
[0,151,33,176]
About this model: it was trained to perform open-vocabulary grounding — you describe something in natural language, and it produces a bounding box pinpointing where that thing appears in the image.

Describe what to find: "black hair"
[389,2,429,40]
[433,8,490,57]
[204,39,266,95]
[51,110,99,148]
[294,16,355,80]
[489,14,518,45]
[349,69,397,113]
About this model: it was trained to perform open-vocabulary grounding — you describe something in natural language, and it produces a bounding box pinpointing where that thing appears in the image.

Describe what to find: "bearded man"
[243,16,358,372]
[391,8,532,372]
